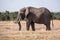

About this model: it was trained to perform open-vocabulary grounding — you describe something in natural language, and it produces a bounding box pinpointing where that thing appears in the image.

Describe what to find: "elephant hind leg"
[31,22,35,31]
[45,22,51,31]
[26,20,30,31]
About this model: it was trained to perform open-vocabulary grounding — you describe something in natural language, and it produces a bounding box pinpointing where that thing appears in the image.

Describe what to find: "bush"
[53,12,60,20]
[0,11,18,21]
[0,11,60,21]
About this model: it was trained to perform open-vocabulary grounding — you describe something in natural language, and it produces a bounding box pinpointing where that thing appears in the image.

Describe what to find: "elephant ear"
[16,11,21,22]
[25,7,29,18]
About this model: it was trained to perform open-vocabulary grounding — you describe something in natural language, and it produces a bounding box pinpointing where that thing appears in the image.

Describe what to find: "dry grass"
[0,20,60,40]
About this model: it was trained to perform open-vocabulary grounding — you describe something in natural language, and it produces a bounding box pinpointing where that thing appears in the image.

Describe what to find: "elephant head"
[15,7,30,31]
[19,7,29,20]
[19,8,26,20]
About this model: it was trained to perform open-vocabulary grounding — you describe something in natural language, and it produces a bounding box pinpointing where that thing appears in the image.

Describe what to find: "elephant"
[16,6,53,31]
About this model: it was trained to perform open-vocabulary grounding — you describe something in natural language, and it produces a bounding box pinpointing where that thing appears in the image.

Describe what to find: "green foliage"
[0,11,60,21]
[0,11,18,21]
[52,12,60,20]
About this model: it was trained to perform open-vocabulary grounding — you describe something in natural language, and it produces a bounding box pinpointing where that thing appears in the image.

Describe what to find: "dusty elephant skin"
[16,6,53,31]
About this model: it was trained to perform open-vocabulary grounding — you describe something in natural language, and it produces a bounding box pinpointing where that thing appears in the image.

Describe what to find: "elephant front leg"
[31,22,35,31]
[18,22,21,31]
[26,20,31,31]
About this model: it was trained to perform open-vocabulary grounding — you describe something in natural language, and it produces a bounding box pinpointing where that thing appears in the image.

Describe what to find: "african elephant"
[16,6,52,31]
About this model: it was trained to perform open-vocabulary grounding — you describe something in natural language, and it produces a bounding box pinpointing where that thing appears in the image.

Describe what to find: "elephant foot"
[19,27,21,31]
[46,28,51,31]
[32,28,35,31]
[19,29,21,31]
[32,30,35,31]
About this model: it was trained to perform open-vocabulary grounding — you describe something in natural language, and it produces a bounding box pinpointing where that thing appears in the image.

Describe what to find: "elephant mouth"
[21,14,25,20]
[21,18,24,20]
[21,16,25,20]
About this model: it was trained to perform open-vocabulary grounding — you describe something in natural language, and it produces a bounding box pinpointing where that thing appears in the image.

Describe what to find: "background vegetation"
[0,11,60,21]
[0,11,18,21]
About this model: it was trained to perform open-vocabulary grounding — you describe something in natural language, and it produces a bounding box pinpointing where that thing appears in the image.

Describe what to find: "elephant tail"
[51,18,54,28]
[51,13,54,28]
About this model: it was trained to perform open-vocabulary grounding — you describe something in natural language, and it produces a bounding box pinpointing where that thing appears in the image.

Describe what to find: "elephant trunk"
[14,11,21,23]
[15,12,21,31]
[16,15,21,23]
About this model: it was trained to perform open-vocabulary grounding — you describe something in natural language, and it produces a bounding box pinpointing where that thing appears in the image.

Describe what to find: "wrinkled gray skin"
[16,6,52,31]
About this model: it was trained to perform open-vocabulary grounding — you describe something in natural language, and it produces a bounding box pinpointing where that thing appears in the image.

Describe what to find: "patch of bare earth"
[0,20,60,40]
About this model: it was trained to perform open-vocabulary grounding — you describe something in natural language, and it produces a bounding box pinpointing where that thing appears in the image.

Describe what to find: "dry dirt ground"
[0,20,60,40]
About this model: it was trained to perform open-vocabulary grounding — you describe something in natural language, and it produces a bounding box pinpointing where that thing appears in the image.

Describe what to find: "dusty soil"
[0,20,60,40]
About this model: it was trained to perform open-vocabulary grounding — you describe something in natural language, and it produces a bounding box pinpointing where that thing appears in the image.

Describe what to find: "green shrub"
[0,11,60,21]
[53,12,60,20]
